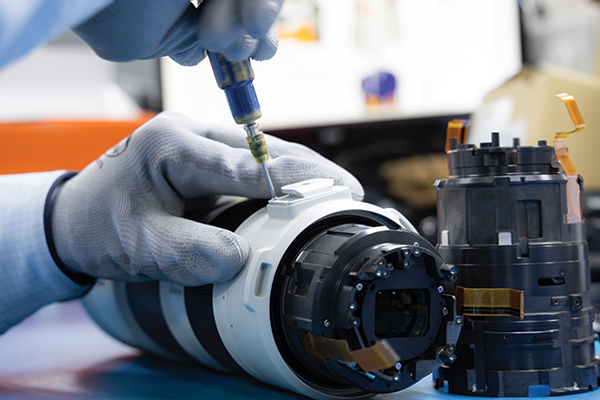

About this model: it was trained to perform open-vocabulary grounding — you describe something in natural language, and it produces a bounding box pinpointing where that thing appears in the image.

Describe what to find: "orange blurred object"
[0,112,156,175]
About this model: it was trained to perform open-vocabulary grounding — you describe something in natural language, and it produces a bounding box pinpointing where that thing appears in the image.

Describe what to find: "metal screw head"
[442,308,449,316]
[414,248,421,256]
[383,270,390,277]
[450,267,457,275]
[448,344,456,352]
[437,285,444,293]
[376,270,383,278]
[355,282,364,291]
[351,317,361,327]
[448,354,457,362]
[456,316,463,324]
[403,249,411,256]
[393,374,400,381]
[377,259,386,266]
[349,301,357,311]
[324,319,331,328]
[387,263,394,271]
[395,362,402,370]
[403,260,410,268]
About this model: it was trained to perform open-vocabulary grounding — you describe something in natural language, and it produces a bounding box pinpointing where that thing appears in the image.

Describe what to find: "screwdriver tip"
[261,163,277,200]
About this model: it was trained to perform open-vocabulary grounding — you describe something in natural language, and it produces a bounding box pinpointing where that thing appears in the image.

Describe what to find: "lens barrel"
[83,180,460,399]
[433,134,599,396]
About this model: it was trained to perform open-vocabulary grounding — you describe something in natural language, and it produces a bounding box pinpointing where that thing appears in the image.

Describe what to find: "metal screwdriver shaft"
[208,52,277,200]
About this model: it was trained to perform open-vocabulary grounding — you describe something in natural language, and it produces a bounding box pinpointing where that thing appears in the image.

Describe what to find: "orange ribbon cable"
[305,333,399,373]
[456,286,524,320]
[445,120,471,152]
[555,93,585,224]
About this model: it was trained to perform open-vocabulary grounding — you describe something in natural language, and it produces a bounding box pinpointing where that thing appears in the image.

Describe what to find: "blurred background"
[0,0,600,322]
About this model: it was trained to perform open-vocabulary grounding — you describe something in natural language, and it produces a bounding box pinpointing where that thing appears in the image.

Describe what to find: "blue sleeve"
[0,0,114,69]
[0,172,92,334]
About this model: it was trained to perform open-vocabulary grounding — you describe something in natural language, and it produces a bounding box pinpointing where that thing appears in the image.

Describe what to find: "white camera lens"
[83,179,460,399]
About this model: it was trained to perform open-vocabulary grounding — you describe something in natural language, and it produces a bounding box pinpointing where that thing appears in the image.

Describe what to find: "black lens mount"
[270,211,459,395]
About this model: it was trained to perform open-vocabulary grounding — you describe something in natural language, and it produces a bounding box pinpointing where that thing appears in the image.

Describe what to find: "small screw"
[403,260,410,268]
[437,285,444,293]
[442,308,449,316]
[324,319,331,328]
[450,267,457,275]
[383,270,390,277]
[349,301,357,311]
[393,374,400,381]
[377,259,386,266]
[376,270,383,278]
[395,362,402,370]
[448,354,457,362]
[456,317,463,324]
[351,317,361,327]
[403,249,411,256]
[448,344,456,352]
[387,263,394,271]
[414,248,421,256]
[355,282,364,291]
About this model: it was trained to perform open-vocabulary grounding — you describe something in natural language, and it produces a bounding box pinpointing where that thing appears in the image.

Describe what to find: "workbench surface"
[0,300,598,400]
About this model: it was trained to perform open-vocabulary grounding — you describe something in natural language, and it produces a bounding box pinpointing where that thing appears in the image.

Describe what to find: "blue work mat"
[0,300,598,400]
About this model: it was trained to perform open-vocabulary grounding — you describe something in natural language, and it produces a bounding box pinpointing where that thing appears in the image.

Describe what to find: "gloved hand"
[73,0,283,66]
[50,112,364,287]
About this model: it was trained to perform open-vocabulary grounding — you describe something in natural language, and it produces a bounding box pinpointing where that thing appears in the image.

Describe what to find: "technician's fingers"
[220,34,258,62]
[240,0,285,38]
[219,26,278,62]
[132,113,364,201]
[145,214,250,286]
[266,156,365,201]
[197,0,281,61]
[197,0,242,52]
[165,5,207,66]
[250,26,278,61]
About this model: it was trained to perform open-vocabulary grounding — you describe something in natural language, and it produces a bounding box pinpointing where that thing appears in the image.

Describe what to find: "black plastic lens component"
[375,289,429,338]
[433,133,599,397]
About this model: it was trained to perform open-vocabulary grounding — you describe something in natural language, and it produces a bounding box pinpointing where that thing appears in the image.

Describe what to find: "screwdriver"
[207,51,277,200]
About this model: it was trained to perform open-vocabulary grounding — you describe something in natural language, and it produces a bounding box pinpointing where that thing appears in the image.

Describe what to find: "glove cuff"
[44,172,97,286]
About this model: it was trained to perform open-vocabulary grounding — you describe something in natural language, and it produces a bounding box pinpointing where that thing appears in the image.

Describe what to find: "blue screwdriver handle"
[208,52,262,125]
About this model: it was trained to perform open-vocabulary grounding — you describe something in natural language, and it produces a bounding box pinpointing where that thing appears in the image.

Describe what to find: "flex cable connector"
[456,286,524,320]
[244,122,277,199]
[555,93,585,223]
[304,332,400,373]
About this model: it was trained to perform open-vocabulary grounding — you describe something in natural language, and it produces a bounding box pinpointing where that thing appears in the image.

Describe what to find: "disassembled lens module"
[83,179,460,400]
[434,95,599,397]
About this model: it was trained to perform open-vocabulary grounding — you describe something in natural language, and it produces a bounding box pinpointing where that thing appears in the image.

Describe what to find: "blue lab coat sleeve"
[0,172,91,334]
[0,0,114,69]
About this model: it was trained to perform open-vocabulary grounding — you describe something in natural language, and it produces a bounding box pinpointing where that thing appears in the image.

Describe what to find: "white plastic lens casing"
[83,179,417,399]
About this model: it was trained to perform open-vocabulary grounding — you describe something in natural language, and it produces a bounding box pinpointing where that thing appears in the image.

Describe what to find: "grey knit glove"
[50,112,363,286]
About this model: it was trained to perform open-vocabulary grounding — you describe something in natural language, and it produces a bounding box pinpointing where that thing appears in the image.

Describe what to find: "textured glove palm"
[51,112,364,287]
[73,0,283,65]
